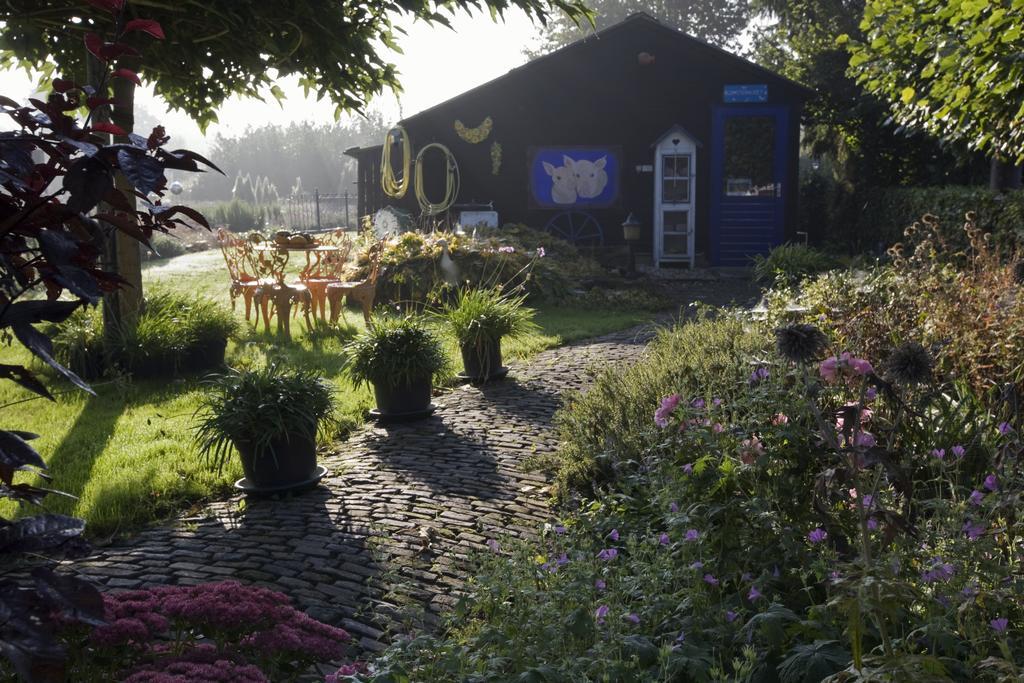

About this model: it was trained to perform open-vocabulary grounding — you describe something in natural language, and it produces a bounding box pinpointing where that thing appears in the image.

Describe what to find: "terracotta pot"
[372,375,432,416]
[234,431,317,489]
[460,338,503,380]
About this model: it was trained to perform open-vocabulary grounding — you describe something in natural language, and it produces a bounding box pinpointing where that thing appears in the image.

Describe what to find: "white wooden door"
[654,133,696,267]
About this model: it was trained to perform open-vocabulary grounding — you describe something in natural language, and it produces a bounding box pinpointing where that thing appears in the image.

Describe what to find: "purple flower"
[691,398,706,409]
[654,393,682,428]
[951,445,965,458]
[772,566,780,578]
[554,524,566,535]
[969,489,984,506]
[669,501,679,513]
[984,474,999,492]
[597,548,618,561]
[658,532,670,545]
[486,539,499,552]
[703,573,719,586]
[748,586,763,601]
[749,366,770,385]
[684,529,700,542]
[712,398,723,407]
[931,448,946,460]
[556,553,570,567]
[865,387,878,400]
[962,584,979,598]
[867,518,879,530]
[536,246,546,258]
[991,617,1009,633]
[608,528,620,542]
[689,561,704,570]
[861,494,875,510]
[595,605,609,623]
[807,528,828,543]
[595,579,606,591]
[682,463,693,475]
[962,521,985,541]
[625,612,640,624]
[997,422,1013,435]
[725,610,738,622]
[675,630,686,643]
[922,559,955,583]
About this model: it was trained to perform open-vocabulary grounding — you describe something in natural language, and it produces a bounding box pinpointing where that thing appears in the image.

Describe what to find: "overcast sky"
[0,8,550,151]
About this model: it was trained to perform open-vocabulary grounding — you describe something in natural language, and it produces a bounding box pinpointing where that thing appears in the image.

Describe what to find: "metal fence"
[282,190,357,231]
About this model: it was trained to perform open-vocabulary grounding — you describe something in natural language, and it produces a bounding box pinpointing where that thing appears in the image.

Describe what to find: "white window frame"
[653,130,696,268]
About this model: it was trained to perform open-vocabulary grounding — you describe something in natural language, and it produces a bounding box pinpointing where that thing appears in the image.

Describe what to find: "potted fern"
[442,287,537,382]
[195,365,336,494]
[342,315,447,420]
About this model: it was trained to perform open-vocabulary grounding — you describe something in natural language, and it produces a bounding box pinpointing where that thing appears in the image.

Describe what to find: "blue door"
[710,106,788,267]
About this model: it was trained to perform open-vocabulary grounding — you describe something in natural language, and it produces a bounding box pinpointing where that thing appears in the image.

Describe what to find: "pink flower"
[654,393,682,428]
[771,413,789,425]
[536,246,546,258]
[808,528,828,543]
[739,437,765,464]
[497,245,515,254]
[712,422,725,433]
[820,352,874,384]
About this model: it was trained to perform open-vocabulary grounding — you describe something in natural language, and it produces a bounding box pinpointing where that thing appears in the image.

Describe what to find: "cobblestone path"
[67,323,662,656]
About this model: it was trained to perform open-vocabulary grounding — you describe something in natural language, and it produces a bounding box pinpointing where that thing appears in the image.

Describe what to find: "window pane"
[663,155,676,177]
[663,234,689,255]
[663,210,689,233]
[723,117,775,197]
[663,178,689,203]
[676,155,689,178]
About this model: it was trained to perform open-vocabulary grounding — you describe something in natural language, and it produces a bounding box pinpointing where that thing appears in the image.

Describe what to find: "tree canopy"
[848,0,1024,163]
[529,0,750,55]
[0,0,592,130]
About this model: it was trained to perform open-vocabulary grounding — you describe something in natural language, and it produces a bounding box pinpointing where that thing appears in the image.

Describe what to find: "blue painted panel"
[724,84,768,103]
[527,147,621,209]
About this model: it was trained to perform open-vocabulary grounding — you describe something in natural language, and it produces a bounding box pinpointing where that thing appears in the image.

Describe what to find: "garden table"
[252,243,344,283]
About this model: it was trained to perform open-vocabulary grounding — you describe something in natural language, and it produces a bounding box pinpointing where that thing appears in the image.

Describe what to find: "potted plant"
[342,314,447,420]
[195,365,336,493]
[441,287,538,382]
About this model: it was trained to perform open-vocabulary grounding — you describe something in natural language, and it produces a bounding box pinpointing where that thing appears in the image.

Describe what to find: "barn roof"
[400,12,811,125]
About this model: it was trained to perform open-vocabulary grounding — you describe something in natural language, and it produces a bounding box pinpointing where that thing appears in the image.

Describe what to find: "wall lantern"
[622,212,642,242]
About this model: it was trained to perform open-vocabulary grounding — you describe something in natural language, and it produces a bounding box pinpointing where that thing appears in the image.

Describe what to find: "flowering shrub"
[366,316,1023,681]
[58,581,353,682]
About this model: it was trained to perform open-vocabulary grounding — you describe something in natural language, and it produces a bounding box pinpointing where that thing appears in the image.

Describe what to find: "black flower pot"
[372,375,433,419]
[184,337,228,373]
[459,339,507,382]
[234,431,318,490]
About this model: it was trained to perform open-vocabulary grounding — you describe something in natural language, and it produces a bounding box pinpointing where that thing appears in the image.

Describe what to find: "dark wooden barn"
[346,12,811,268]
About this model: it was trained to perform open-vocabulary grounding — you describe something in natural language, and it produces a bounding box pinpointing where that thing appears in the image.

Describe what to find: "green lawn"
[1,250,660,539]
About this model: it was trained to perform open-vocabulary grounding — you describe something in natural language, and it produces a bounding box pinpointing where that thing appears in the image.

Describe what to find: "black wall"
[356,16,807,260]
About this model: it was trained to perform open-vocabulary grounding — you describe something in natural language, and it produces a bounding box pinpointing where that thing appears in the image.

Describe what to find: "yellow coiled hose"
[414,143,460,216]
[381,126,410,198]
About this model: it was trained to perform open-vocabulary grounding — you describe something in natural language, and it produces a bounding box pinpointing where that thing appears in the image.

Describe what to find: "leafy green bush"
[535,312,769,499]
[51,291,238,378]
[194,365,336,471]
[440,287,538,348]
[846,186,1024,252]
[341,315,448,388]
[751,243,840,285]
[368,321,1023,682]
[147,232,190,260]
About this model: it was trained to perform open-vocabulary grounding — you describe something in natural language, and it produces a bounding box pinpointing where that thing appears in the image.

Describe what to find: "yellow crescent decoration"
[454,116,493,144]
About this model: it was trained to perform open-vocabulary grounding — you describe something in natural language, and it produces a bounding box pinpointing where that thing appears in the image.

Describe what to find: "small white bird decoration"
[436,238,459,286]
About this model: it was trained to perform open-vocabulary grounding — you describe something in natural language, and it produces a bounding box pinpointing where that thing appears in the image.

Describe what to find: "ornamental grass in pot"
[441,286,538,381]
[195,365,335,491]
[342,314,447,418]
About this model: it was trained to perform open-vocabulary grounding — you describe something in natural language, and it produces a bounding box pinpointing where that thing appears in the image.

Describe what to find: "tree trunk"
[87,54,144,336]
[989,157,1023,192]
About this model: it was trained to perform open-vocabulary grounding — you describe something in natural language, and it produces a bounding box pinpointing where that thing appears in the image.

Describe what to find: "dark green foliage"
[539,313,770,498]
[194,365,336,472]
[341,315,448,389]
[51,291,238,379]
[441,287,538,348]
[751,243,840,285]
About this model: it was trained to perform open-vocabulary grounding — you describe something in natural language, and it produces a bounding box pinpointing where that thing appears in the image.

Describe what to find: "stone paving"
[65,277,756,659]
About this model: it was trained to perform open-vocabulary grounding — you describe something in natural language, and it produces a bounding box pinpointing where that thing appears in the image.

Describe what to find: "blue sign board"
[528,147,620,209]
[724,84,769,103]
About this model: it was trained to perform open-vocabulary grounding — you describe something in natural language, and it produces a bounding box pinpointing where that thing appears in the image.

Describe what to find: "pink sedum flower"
[654,393,682,428]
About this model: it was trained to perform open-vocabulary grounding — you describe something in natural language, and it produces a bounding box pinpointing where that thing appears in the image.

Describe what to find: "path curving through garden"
[64,277,755,659]
[66,326,655,656]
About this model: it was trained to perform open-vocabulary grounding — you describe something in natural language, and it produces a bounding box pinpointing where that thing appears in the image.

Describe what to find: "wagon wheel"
[543,211,603,246]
